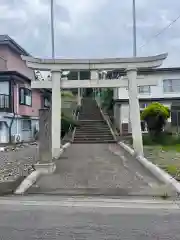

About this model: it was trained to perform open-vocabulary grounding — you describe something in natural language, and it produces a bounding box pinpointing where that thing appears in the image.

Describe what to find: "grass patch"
[162,144,180,152]
[141,133,180,147]
[125,132,180,179]
[162,165,180,180]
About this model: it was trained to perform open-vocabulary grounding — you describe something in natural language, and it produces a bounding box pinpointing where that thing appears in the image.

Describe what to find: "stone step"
[74,137,114,141]
[79,124,108,127]
[78,123,107,125]
[79,113,101,115]
[79,119,103,121]
[76,125,109,127]
[74,132,113,136]
[79,116,102,118]
[73,137,114,141]
[76,129,111,134]
[78,120,105,122]
[75,129,112,133]
[73,140,116,143]
[80,117,102,119]
[76,126,110,129]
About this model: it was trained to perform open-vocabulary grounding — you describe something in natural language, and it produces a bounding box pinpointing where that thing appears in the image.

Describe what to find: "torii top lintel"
[21,53,168,71]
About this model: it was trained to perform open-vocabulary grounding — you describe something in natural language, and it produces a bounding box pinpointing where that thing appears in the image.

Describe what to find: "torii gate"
[22,53,167,168]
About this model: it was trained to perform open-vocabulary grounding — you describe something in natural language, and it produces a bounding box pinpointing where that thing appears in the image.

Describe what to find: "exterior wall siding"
[0,40,42,143]
[0,57,6,70]
[0,46,34,80]
[14,84,42,117]
[113,71,180,135]
[117,72,180,100]
[0,114,39,143]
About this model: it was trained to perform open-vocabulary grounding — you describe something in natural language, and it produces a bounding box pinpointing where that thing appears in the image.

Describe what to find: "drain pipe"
[16,83,19,138]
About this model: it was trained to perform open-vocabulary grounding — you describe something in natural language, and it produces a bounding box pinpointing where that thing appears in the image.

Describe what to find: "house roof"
[107,67,180,78]
[0,70,31,83]
[0,71,51,94]
[0,35,30,56]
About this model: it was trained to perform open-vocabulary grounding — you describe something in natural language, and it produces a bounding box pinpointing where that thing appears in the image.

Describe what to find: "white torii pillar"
[127,67,143,156]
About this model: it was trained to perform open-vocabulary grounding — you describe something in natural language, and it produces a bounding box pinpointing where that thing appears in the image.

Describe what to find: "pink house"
[0,35,51,143]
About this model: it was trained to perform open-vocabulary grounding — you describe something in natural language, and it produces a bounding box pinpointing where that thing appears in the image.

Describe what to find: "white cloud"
[0,0,180,66]
[0,4,27,21]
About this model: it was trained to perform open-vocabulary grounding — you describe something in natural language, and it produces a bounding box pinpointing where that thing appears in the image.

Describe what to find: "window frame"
[163,79,180,93]
[19,87,32,106]
[138,85,151,94]
[21,119,32,131]
[44,96,51,108]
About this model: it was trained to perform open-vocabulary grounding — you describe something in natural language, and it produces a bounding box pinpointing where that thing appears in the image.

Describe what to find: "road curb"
[0,177,25,195]
[14,142,72,195]
[119,141,180,194]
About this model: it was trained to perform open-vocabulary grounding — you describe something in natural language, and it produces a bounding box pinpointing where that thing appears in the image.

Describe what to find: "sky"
[0,0,180,67]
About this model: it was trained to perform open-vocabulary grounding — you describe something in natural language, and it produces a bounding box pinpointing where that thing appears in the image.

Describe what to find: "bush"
[61,91,74,98]
[61,113,79,138]
[101,88,114,112]
[142,132,180,146]
[141,102,170,137]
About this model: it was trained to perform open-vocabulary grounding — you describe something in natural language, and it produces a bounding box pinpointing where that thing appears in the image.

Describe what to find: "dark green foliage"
[141,102,170,136]
[61,113,79,138]
[101,88,114,112]
[128,132,180,146]
[141,133,180,146]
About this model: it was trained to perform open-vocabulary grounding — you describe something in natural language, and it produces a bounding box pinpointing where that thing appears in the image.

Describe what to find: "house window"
[138,86,151,94]
[19,88,32,106]
[44,97,51,107]
[21,119,31,131]
[163,79,180,93]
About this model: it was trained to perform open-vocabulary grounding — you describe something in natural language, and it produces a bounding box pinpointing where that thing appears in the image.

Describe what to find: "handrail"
[96,99,118,141]
[72,107,80,142]
[66,109,76,135]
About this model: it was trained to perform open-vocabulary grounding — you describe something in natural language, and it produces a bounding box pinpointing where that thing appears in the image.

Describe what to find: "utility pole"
[51,0,55,58]
[132,0,137,57]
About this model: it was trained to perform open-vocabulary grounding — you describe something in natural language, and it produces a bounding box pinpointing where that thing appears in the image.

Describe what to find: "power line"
[139,14,180,49]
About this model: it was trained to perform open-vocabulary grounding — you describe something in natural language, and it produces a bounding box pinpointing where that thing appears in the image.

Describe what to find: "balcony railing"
[0,94,10,109]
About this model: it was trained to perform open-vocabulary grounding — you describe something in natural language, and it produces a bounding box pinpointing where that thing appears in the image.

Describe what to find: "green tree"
[61,113,79,138]
[141,102,170,137]
[101,88,114,113]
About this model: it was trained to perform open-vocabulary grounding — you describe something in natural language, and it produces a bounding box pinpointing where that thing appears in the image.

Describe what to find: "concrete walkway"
[27,143,171,196]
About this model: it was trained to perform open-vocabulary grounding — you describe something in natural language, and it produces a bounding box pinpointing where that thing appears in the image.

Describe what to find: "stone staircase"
[73,98,116,143]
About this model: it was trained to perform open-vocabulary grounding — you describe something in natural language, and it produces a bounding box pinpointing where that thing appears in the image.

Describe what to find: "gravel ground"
[144,146,180,179]
[144,146,180,167]
[0,143,38,182]
[122,139,180,179]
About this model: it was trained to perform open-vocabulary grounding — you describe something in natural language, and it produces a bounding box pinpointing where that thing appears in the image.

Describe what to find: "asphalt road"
[0,196,180,239]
